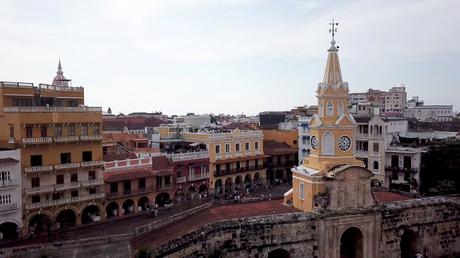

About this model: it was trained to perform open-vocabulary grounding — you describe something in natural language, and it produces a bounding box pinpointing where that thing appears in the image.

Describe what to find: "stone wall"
[154,196,460,258]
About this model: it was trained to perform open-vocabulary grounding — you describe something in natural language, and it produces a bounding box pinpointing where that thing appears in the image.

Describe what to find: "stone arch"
[174,188,186,202]
[122,199,135,215]
[214,179,223,194]
[339,227,363,258]
[138,196,150,211]
[254,172,261,185]
[28,213,52,234]
[55,209,77,229]
[234,175,243,189]
[327,101,334,116]
[199,183,209,195]
[224,177,233,193]
[106,201,119,218]
[322,131,334,156]
[244,173,252,188]
[268,248,291,258]
[400,229,420,258]
[81,205,101,224]
[155,192,171,207]
[0,222,19,241]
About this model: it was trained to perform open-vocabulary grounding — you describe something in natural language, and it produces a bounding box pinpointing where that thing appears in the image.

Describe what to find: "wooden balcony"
[25,193,105,210]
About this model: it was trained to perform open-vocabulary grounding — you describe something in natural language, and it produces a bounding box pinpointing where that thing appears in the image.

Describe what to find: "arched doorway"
[138,196,149,211]
[400,229,419,258]
[234,175,243,190]
[0,222,19,241]
[254,172,261,186]
[244,174,252,189]
[268,248,291,258]
[340,227,363,258]
[275,169,284,184]
[81,205,100,224]
[214,179,223,195]
[155,192,171,207]
[224,177,233,194]
[106,202,119,218]
[199,184,209,197]
[188,185,197,199]
[55,209,76,229]
[175,188,186,202]
[28,214,51,234]
[122,199,135,215]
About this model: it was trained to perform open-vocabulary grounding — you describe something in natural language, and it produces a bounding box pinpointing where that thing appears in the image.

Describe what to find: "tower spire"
[329,19,338,48]
[323,19,342,85]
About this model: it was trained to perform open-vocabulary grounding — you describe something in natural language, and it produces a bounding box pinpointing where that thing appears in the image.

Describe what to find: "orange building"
[0,63,105,235]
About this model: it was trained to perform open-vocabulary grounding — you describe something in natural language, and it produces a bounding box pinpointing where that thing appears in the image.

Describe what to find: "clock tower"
[287,21,363,212]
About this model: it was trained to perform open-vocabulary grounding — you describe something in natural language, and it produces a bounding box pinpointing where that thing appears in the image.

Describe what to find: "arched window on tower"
[319,101,324,116]
[322,131,334,156]
[327,101,334,116]
[338,101,344,115]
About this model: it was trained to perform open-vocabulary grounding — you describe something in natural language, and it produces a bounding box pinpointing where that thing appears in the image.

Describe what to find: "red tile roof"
[151,156,173,173]
[373,191,412,203]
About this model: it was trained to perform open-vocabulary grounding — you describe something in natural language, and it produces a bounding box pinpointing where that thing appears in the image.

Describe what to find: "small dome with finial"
[52,60,71,87]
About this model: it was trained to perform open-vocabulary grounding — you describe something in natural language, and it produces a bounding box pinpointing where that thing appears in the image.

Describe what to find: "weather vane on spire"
[329,19,338,44]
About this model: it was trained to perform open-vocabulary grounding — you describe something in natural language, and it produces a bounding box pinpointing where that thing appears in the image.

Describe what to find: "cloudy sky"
[0,0,459,115]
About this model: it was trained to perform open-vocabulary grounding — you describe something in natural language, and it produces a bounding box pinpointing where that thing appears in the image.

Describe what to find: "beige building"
[0,63,104,235]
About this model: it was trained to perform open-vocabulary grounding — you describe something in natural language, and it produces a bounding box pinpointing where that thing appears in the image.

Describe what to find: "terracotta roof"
[373,191,412,203]
[151,156,173,172]
[103,116,168,130]
[104,169,155,182]
[263,140,297,155]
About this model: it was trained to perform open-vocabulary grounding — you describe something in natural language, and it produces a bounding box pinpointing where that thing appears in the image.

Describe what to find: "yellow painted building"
[0,64,105,234]
[288,35,363,212]
[182,129,267,195]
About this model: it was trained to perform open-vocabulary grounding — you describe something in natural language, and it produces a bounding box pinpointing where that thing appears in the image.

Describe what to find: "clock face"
[338,136,351,151]
[311,136,319,150]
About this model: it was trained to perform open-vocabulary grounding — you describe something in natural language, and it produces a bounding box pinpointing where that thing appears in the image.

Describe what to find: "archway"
[400,229,419,258]
[214,179,223,194]
[339,227,363,258]
[155,192,171,207]
[138,196,149,211]
[175,188,186,202]
[28,214,51,234]
[268,248,291,258]
[234,175,243,190]
[81,205,100,224]
[254,172,261,186]
[106,201,119,218]
[224,177,233,194]
[199,184,209,196]
[55,209,76,229]
[275,169,284,184]
[188,185,197,199]
[244,174,252,188]
[0,222,18,241]
[122,199,135,215]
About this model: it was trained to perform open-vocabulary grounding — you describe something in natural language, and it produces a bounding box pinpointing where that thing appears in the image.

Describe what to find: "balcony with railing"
[214,165,266,177]
[189,173,209,181]
[24,165,54,173]
[81,160,104,168]
[0,203,19,213]
[54,136,79,143]
[54,162,80,170]
[81,178,104,187]
[22,137,53,145]
[4,106,102,113]
[54,182,80,191]
[25,193,105,210]
[104,157,152,171]
[167,150,209,162]
[0,179,19,188]
[25,185,55,194]
[38,83,84,92]
[176,176,187,183]
[80,135,103,141]
[0,81,34,88]
[107,186,155,200]
[157,184,173,191]
[385,167,418,174]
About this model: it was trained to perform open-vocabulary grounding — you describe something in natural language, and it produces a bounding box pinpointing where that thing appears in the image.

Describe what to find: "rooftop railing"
[0,81,34,88]
[4,106,102,113]
[104,157,152,171]
[38,83,84,92]
[167,150,209,162]
[25,193,105,210]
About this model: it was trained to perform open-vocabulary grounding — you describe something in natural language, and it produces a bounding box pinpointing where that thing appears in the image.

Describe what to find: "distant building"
[404,97,453,122]
[297,117,312,164]
[349,86,407,116]
[382,86,407,115]
[259,112,286,129]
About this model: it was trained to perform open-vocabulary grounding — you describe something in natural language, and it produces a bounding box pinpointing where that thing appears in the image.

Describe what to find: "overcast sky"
[0,0,459,115]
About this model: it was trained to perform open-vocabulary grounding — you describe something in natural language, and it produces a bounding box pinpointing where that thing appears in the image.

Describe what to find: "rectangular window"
[255,142,259,150]
[216,164,221,173]
[165,176,171,185]
[235,143,240,152]
[236,162,240,171]
[31,177,40,188]
[373,143,379,153]
[40,126,47,137]
[60,153,71,164]
[89,187,96,194]
[245,142,250,151]
[26,126,33,137]
[71,190,78,197]
[82,151,92,162]
[225,144,230,153]
[391,155,399,168]
[299,183,305,200]
[110,182,118,193]
[88,171,96,180]
[70,173,78,182]
[0,194,11,204]
[9,126,14,138]
[30,155,43,166]
[55,126,63,137]
[56,174,64,184]
[93,125,100,135]
[215,145,220,154]
[0,171,10,181]
[403,156,412,170]
[52,193,60,200]
[31,195,40,203]
[81,125,88,135]
[139,178,146,189]
[68,125,76,136]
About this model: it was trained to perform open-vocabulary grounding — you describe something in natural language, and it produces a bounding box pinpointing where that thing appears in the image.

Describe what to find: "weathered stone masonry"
[155,196,460,258]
